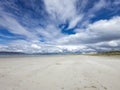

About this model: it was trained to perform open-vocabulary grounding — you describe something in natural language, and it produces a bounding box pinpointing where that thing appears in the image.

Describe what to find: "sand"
[0,55,120,90]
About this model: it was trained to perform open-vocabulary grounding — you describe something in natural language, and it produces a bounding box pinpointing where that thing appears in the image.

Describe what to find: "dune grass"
[89,51,120,56]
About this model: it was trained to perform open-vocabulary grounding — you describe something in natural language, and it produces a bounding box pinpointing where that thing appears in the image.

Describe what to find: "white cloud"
[87,16,120,42]
[90,0,106,12]
[56,16,120,52]
[60,16,120,44]
[44,0,76,21]
[35,24,65,43]
[1,15,120,53]
[57,45,87,52]
[88,16,120,33]
[44,0,84,29]
[79,0,108,25]
[0,0,120,53]
[108,41,118,47]
[114,0,120,5]
[0,15,39,40]
[31,44,41,49]
[68,15,83,29]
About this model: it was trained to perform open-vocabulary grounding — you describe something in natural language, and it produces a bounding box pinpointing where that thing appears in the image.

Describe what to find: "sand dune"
[0,55,120,90]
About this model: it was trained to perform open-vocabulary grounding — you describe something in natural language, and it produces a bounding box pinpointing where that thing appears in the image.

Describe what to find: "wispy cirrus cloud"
[44,0,76,21]
[0,0,120,53]
[0,15,39,41]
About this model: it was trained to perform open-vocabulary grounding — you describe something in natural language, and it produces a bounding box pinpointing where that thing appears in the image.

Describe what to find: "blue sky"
[0,0,120,53]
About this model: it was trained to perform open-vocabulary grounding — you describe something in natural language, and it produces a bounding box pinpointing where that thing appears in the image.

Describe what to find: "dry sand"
[0,55,120,90]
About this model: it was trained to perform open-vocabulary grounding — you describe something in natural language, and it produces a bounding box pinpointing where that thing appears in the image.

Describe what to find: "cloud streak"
[0,0,120,53]
[0,15,38,40]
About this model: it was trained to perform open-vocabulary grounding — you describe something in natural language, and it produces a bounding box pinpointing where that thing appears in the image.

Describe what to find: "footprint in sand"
[61,87,64,89]
[0,74,5,78]
[84,85,107,90]
[84,85,97,90]
[56,63,62,65]
[101,85,107,90]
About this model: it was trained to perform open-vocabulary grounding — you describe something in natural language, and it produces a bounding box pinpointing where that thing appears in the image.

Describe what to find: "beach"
[0,55,120,90]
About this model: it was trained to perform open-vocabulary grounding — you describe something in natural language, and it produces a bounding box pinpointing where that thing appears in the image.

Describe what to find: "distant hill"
[91,51,120,55]
[0,51,26,55]
[0,51,82,55]
[0,51,120,56]
[0,51,67,55]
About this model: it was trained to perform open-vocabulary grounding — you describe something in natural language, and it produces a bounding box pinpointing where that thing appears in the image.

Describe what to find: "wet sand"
[0,55,120,90]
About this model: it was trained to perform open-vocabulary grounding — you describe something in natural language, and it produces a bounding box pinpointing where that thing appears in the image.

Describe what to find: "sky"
[0,0,120,53]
